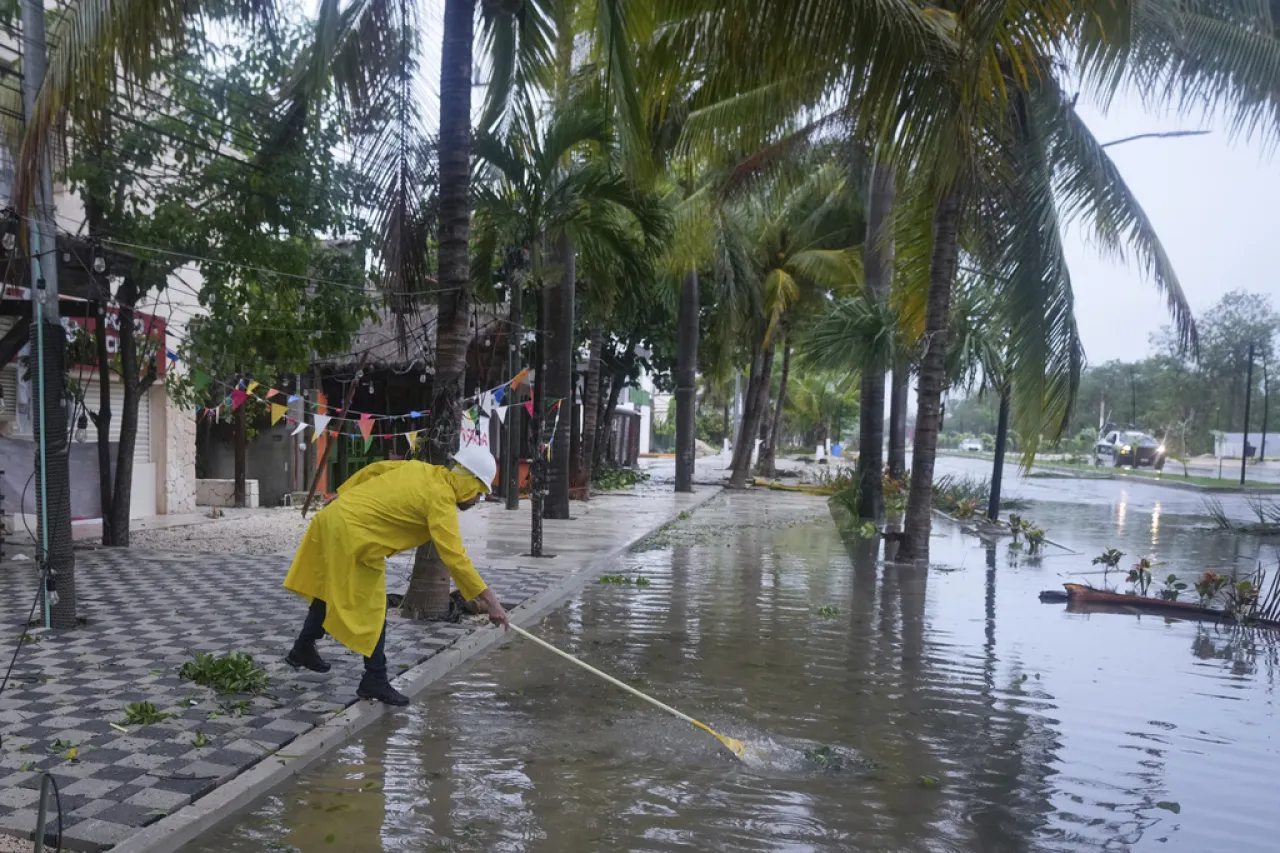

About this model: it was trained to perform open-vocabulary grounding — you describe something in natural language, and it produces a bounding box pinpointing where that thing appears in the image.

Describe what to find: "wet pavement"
[186,490,1280,853]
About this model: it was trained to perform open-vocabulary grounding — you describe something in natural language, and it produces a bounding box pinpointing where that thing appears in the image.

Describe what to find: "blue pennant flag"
[493,386,505,404]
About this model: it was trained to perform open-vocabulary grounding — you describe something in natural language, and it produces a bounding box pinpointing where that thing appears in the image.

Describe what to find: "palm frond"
[1036,75,1198,354]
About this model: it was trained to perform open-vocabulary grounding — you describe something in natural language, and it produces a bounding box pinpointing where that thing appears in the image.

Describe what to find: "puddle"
[186,490,1279,853]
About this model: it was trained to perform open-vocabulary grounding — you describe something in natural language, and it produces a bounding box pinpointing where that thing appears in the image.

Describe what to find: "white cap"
[451,444,497,493]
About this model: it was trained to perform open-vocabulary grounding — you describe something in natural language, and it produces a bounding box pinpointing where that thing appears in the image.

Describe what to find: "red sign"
[1,286,167,375]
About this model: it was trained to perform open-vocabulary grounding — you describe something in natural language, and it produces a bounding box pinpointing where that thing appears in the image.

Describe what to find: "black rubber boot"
[357,675,410,706]
[286,642,332,674]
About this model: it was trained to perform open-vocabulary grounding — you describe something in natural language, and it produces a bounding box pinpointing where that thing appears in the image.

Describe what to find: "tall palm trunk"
[758,337,790,477]
[580,326,604,492]
[728,350,763,476]
[899,188,962,561]
[729,343,774,488]
[402,0,474,621]
[856,160,896,517]
[545,233,574,519]
[674,269,699,492]
[887,356,909,479]
[987,386,1010,521]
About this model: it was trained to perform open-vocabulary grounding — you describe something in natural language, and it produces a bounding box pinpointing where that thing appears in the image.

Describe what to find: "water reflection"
[189,495,1280,853]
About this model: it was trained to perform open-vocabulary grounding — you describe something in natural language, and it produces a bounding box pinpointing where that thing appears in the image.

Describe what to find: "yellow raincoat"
[283,460,488,657]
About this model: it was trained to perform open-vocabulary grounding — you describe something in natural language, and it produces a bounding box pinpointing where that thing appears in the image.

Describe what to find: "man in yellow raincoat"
[283,445,507,706]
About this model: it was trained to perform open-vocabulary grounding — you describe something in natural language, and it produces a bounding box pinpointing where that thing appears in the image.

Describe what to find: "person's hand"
[479,588,509,630]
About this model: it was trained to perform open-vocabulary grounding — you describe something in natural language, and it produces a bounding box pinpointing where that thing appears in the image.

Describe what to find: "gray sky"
[1067,92,1279,365]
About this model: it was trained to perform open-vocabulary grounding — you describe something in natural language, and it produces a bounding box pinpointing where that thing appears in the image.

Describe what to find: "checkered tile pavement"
[0,550,552,851]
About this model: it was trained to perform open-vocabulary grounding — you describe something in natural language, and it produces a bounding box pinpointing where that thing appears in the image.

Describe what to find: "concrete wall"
[201,421,299,507]
[197,479,259,508]
[165,396,197,514]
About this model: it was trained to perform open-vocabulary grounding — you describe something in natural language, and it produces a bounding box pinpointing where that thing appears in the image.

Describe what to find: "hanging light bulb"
[75,413,88,443]
[92,254,106,274]
[1,231,15,252]
[419,372,427,384]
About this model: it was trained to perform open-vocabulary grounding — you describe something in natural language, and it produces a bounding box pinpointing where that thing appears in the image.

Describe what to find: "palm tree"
[710,163,863,488]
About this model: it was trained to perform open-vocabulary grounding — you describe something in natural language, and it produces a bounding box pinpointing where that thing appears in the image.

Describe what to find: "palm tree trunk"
[729,350,763,476]
[987,387,1010,521]
[545,233,574,519]
[759,337,790,477]
[729,344,774,488]
[402,0,474,621]
[887,355,909,479]
[899,187,962,561]
[675,269,699,492]
[856,159,896,518]
[580,326,604,491]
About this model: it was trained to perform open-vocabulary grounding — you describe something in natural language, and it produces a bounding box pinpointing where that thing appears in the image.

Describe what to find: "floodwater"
[189,489,1280,853]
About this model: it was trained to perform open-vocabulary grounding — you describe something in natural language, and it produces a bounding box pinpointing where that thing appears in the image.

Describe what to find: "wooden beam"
[0,302,32,370]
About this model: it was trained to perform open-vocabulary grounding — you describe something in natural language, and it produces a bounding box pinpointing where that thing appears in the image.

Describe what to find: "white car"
[959,438,984,452]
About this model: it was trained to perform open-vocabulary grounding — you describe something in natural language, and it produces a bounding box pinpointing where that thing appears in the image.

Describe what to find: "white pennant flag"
[480,391,496,415]
[313,414,332,442]
[291,419,308,436]
[494,405,508,424]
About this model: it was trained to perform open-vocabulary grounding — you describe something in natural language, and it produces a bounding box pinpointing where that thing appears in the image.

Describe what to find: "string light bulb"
[92,254,106,274]
[75,413,88,443]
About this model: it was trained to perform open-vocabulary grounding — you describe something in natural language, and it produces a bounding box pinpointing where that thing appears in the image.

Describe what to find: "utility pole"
[1242,342,1255,486]
[21,0,75,628]
[1261,361,1269,463]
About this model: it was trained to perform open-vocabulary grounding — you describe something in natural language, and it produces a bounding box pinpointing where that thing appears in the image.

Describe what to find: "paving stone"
[123,786,190,811]
[0,548,561,852]
[64,816,137,847]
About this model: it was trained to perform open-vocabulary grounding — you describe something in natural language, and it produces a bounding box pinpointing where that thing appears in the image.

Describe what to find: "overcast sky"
[1066,92,1279,366]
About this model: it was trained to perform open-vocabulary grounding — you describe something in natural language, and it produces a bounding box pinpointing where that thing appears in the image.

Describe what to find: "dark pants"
[295,599,387,681]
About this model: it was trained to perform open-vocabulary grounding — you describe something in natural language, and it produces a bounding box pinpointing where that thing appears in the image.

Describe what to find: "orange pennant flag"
[510,368,530,388]
[358,413,375,449]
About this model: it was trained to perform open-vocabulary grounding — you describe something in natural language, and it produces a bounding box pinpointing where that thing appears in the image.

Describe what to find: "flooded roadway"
[188,488,1280,853]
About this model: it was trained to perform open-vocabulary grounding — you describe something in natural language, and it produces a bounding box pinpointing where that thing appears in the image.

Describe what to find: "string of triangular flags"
[191,367,535,433]
[194,366,566,455]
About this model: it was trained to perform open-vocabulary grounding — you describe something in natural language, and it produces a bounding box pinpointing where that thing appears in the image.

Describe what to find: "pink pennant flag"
[265,388,280,400]
[231,389,248,410]
[358,413,375,446]
[524,400,534,417]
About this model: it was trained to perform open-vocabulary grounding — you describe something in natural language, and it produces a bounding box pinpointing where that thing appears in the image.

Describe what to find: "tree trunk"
[92,303,114,545]
[545,232,574,519]
[580,326,604,490]
[596,367,626,470]
[234,380,247,508]
[674,268,699,492]
[402,0,474,621]
[729,344,774,488]
[899,188,961,561]
[108,279,149,547]
[752,346,775,476]
[758,336,790,477]
[856,159,896,518]
[729,350,764,476]
[987,387,1010,521]
[888,355,909,479]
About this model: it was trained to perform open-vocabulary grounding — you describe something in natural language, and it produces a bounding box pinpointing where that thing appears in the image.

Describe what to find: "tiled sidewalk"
[0,488,713,851]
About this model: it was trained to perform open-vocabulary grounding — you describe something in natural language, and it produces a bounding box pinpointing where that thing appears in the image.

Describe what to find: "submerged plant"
[817,605,840,618]
[1225,579,1260,622]
[1091,547,1125,590]
[179,652,270,695]
[1194,571,1229,608]
[1025,527,1047,555]
[1160,574,1188,602]
[1127,556,1162,597]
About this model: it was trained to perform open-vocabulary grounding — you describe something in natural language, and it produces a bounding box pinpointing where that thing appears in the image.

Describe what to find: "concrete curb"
[107,487,722,853]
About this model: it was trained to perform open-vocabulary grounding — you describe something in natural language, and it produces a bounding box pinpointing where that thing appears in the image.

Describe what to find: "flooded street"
[189,490,1280,853]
